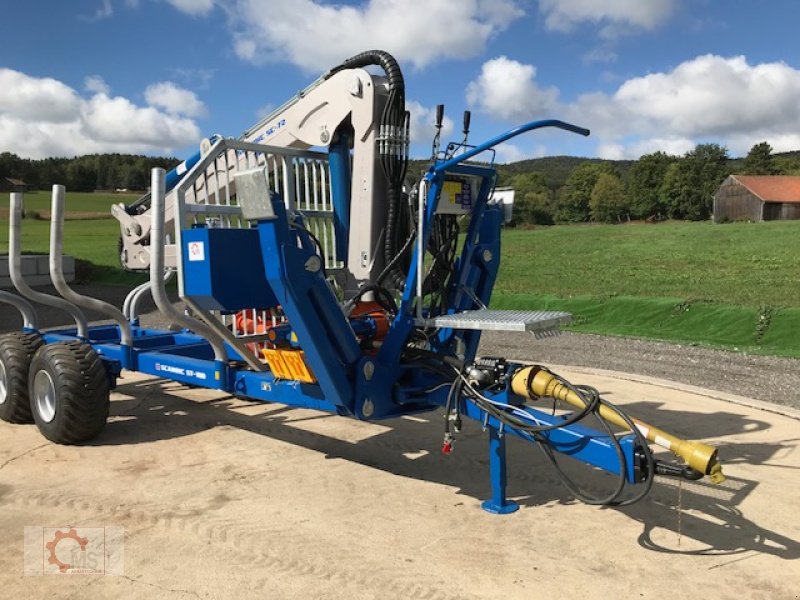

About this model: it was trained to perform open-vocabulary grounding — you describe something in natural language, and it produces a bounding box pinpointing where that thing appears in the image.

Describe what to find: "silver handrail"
[49,185,132,346]
[123,270,175,322]
[123,279,152,321]
[9,192,88,337]
[149,168,227,362]
[0,290,38,330]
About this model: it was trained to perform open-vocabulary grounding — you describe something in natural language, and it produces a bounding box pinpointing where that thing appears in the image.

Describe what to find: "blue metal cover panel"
[182,227,278,311]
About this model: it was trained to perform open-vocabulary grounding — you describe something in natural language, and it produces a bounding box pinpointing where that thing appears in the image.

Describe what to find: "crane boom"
[114,57,406,297]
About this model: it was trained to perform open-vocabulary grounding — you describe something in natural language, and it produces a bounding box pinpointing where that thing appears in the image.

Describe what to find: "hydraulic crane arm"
[115,52,408,297]
[239,67,393,294]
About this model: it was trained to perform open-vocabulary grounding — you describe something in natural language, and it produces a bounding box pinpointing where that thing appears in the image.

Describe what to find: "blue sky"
[2,0,800,163]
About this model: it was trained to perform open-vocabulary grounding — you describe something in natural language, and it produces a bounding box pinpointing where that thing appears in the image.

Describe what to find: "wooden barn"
[713,175,800,223]
[0,177,27,193]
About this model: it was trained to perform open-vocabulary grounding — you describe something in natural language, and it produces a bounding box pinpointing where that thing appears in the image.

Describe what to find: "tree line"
[0,152,179,192]
[3,141,799,223]
[502,141,800,225]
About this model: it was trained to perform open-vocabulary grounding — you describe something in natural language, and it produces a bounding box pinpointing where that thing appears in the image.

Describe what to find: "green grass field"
[496,220,800,308]
[7,190,140,216]
[0,216,146,286]
[0,191,145,284]
[1,213,798,357]
[492,220,800,357]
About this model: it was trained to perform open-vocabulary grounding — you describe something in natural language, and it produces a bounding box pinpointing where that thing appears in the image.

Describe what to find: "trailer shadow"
[94,375,800,561]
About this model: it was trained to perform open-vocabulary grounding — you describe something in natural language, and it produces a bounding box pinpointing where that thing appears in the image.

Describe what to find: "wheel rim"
[0,360,7,406]
[33,369,57,423]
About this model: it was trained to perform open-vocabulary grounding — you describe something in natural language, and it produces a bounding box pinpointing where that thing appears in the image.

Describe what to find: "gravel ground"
[3,283,799,409]
[479,330,800,410]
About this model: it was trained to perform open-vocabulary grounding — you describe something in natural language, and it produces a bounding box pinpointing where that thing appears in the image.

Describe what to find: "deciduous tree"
[557,162,616,223]
[626,151,674,219]
[661,144,729,220]
[590,172,628,223]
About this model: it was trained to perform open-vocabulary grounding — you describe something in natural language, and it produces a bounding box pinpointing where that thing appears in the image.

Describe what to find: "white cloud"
[82,0,114,21]
[407,100,454,145]
[613,55,800,138]
[165,0,215,16]
[538,0,676,36]
[144,81,207,118]
[582,45,617,65]
[573,54,800,156]
[494,142,547,164]
[82,0,142,20]
[214,0,523,72]
[597,142,625,160]
[567,91,628,135]
[84,75,111,95]
[0,68,201,158]
[466,56,559,121]
[255,103,275,120]
[625,136,696,158]
[726,133,800,155]
[462,53,800,158]
[84,94,200,145]
[168,67,216,89]
[0,69,81,123]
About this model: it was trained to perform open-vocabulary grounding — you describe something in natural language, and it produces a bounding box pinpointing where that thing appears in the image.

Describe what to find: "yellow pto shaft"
[511,366,725,484]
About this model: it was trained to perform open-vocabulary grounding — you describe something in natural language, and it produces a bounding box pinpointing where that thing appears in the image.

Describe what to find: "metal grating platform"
[416,309,572,337]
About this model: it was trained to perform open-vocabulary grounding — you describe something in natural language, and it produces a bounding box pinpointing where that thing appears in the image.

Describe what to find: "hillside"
[496,156,635,189]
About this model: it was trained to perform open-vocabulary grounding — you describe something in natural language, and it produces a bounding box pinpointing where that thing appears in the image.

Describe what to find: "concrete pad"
[1,367,798,599]
[20,256,37,276]
[0,255,75,288]
[62,256,75,275]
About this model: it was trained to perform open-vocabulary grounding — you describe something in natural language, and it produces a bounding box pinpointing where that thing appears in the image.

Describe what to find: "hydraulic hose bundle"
[329,51,411,291]
[438,360,726,506]
[514,366,725,483]
[329,51,459,302]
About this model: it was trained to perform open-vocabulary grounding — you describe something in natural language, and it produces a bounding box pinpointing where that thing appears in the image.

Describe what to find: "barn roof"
[731,175,800,203]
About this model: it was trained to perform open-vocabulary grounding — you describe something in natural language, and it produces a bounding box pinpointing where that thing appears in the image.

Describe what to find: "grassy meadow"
[496,220,800,308]
[9,190,140,216]
[492,220,800,357]
[0,190,146,285]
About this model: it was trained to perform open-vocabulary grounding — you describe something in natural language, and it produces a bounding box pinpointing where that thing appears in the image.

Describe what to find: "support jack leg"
[481,425,519,515]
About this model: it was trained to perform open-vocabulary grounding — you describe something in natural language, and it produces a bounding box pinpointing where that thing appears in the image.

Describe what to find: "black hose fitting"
[654,460,704,481]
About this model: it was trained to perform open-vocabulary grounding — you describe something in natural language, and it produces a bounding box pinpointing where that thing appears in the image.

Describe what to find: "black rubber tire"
[0,332,44,423]
[29,341,110,444]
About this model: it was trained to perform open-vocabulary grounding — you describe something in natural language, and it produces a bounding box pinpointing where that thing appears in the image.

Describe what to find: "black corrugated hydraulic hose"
[328,49,405,96]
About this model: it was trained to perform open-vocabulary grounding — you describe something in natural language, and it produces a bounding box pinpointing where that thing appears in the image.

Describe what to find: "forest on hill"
[411,142,800,224]
[0,152,179,193]
[492,143,800,225]
[3,141,800,225]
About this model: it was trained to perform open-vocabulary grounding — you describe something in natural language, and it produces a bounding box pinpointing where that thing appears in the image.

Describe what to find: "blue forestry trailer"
[0,51,723,513]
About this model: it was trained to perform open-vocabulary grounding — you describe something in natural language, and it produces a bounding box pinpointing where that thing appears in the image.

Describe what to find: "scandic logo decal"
[154,362,207,380]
